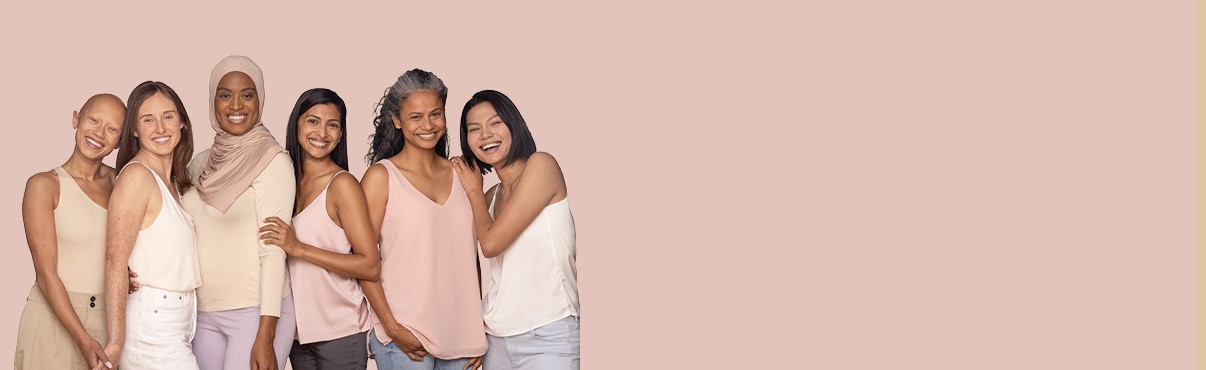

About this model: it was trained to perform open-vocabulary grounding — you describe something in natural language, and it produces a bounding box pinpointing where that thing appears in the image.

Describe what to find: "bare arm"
[260,172,380,280]
[25,172,111,368]
[454,153,567,258]
[358,165,397,323]
[103,165,157,361]
[355,164,427,360]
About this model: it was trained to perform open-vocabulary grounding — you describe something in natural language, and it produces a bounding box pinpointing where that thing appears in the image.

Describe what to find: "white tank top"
[123,161,201,293]
[481,193,579,337]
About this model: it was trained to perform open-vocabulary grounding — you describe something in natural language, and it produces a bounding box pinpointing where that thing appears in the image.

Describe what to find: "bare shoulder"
[361,163,389,186]
[523,152,566,182]
[330,171,363,192]
[526,152,563,173]
[24,171,59,201]
[114,162,155,190]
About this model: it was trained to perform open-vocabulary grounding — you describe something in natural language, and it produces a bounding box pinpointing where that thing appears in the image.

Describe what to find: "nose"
[154,119,168,134]
[230,96,243,110]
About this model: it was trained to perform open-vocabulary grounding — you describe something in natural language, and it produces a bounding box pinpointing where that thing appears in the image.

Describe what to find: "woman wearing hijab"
[181,55,297,370]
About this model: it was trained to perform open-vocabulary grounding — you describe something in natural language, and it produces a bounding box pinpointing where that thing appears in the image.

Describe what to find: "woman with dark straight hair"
[452,90,580,370]
[259,88,381,369]
[360,69,486,370]
[103,81,202,370]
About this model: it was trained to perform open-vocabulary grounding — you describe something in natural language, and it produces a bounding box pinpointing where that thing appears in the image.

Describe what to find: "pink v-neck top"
[288,172,370,344]
[370,160,486,359]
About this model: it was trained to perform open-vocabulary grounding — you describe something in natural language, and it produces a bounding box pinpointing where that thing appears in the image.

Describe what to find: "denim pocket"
[530,318,575,343]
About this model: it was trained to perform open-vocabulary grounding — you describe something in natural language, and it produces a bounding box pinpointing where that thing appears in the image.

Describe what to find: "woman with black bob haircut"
[260,88,381,369]
[456,90,536,175]
[451,90,581,370]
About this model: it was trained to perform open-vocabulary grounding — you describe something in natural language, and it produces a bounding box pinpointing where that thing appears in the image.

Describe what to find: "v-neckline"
[295,171,344,217]
[387,161,456,207]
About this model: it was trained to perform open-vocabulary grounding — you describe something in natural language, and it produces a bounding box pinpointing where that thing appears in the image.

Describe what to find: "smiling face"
[394,90,445,151]
[214,71,260,135]
[133,92,184,158]
[72,96,125,160]
[296,103,343,161]
[464,102,511,167]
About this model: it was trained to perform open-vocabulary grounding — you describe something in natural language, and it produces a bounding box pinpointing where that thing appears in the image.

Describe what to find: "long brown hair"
[116,81,195,192]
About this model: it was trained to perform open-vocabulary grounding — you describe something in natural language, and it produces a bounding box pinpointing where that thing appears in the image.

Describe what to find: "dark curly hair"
[365,68,449,164]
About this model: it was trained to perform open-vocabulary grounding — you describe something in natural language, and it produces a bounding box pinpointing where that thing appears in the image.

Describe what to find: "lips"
[417,132,438,140]
[479,142,501,154]
[308,138,330,149]
[226,113,248,124]
[151,135,172,145]
[84,136,103,150]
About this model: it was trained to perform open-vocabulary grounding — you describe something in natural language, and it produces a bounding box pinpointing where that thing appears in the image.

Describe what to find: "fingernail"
[106,362,113,368]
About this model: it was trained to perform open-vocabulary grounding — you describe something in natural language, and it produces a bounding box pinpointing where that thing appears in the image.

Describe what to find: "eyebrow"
[138,110,178,119]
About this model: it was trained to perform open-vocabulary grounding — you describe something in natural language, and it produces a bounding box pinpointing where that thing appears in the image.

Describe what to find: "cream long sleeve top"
[182,150,294,316]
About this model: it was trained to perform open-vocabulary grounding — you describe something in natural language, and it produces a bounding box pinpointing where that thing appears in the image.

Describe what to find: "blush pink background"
[0,1,1196,369]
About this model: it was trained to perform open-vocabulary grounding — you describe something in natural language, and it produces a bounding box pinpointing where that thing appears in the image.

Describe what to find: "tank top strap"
[121,161,184,213]
[52,167,86,200]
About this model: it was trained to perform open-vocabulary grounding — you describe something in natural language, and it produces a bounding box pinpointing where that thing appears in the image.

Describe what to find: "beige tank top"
[51,167,108,295]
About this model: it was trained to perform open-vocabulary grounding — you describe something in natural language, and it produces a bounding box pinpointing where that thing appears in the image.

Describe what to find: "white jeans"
[120,286,199,370]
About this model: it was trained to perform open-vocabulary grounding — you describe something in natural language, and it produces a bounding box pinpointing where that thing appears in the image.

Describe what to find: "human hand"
[464,356,484,370]
[79,337,113,369]
[250,337,277,370]
[259,217,300,255]
[386,322,428,362]
[450,157,483,194]
[98,343,120,370]
[127,269,140,294]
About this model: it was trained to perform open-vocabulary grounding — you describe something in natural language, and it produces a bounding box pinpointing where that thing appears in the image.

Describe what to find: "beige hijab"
[194,55,286,212]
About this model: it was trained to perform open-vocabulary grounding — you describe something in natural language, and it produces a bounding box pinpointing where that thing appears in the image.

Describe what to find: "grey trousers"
[289,331,369,370]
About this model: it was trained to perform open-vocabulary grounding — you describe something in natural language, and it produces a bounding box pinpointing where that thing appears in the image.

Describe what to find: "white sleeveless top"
[481,194,579,337]
[123,161,201,293]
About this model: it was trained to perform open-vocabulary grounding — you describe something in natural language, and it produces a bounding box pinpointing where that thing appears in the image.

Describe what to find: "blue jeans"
[369,329,472,370]
[484,316,580,370]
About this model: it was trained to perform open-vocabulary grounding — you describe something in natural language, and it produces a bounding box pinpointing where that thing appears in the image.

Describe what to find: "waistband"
[26,285,104,310]
[130,285,194,302]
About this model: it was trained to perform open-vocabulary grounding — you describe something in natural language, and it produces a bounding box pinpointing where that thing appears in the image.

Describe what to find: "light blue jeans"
[369,329,472,370]
[484,316,580,370]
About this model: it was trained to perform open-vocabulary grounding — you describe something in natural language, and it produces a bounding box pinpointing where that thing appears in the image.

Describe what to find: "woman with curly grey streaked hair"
[360,69,488,370]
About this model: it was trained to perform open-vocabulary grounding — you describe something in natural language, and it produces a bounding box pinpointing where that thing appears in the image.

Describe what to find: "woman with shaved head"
[14,94,126,370]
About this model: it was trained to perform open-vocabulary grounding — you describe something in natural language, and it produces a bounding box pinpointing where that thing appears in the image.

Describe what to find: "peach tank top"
[51,167,108,295]
[289,172,370,344]
[370,161,486,359]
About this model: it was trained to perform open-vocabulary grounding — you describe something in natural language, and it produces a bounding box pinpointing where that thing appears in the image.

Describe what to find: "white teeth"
[308,139,329,149]
[418,133,436,139]
[152,136,170,144]
[85,137,102,148]
[228,114,247,122]
[480,142,500,150]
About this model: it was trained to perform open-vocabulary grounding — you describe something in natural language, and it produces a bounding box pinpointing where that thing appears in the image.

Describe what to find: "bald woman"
[15,94,126,370]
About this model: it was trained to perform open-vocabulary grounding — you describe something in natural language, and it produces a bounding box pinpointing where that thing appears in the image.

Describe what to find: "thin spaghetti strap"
[324,170,349,191]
